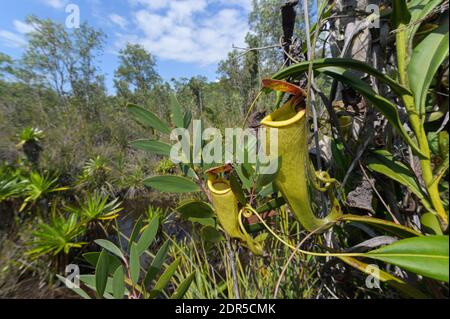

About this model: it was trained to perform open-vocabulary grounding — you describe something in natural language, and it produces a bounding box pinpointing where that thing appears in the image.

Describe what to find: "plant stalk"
[396,21,448,229]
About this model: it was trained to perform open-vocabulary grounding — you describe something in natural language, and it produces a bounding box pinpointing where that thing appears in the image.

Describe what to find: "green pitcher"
[207,170,264,255]
[260,98,342,232]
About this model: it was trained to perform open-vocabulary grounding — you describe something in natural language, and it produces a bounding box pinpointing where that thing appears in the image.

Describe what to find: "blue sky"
[0,0,253,93]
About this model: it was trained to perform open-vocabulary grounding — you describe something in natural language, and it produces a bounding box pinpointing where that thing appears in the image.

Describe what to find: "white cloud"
[129,0,168,10]
[118,0,250,65]
[216,0,252,10]
[131,0,252,10]
[41,0,67,8]
[0,20,35,49]
[13,20,36,34]
[0,30,26,48]
[109,14,129,29]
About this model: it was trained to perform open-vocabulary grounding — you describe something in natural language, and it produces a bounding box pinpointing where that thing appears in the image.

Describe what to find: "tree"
[114,43,161,105]
[242,34,260,104]
[217,34,260,115]
[22,17,69,98]
[216,0,307,115]
[21,16,106,119]
[70,24,107,119]
[187,76,208,116]
[0,53,14,79]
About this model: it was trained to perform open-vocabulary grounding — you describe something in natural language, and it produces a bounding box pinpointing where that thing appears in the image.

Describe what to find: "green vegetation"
[0,0,448,299]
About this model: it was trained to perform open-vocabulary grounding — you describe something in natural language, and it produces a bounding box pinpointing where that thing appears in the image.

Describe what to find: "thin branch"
[391,0,449,34]
[311,83,352,155]
[358,161,400,224]
[436,111,449,134]
[232,44,281,59]
[225,235,240,299]
[342,133,371,188]
[273,222,332,298]
[303,0,323,171]
[278,36,300,64]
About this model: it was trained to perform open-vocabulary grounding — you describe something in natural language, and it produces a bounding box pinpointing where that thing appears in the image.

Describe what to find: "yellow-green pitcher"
[260,96,342,232]
[207,169,264,255]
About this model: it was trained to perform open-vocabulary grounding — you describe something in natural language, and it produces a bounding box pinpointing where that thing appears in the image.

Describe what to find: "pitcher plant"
[207,165,264,256]
[260,79,342,232]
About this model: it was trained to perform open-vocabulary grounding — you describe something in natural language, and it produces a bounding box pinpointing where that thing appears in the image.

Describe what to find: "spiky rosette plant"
[17,127,44,167]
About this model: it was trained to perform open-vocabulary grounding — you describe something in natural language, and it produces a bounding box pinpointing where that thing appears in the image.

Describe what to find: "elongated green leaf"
[256,197,286,214]
[94,239,125,261]
[79,275,116,298]
[229,172,246,205]
[407,0,445,50]
[176,200,214,219]
[428,131,441,154]
[187,217,216,227]
[366,150,434,212]
[258,182,276,198]
[136,217,159,256]
[256,157,281,191]
[201,226,224,243]
[366,235,449,282]
[319,67,426,158]
[83,252,101,267]
[181,162,197,179]
[170,272,195,299]
[235,163,254,190]
[338,257,428,299]
[143,241,171,287]
[79,274,97,287]
[271,58,412,97]
[129,215,145,246]
[183,110,192,129]
[127,104,171,134]
[144,175,201,193]
[56,274,91,299]
[408,15,449,114]
[254,232,269,243]
[421,212,444,235]
[438,131,449,159]
[83,252,121,275]
[392,0,411,28]
[112,266,125,299]
[95,249,109,298]
[169,95,184,128]
[148,258,181,299]
[130,139,172,157]
[340,214,422,238]
[176,199,215,226]
[129,243,140,284]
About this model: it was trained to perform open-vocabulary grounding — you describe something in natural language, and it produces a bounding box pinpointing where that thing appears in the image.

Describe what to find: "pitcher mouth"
[260,98,306,128]
[207,178,232,195]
